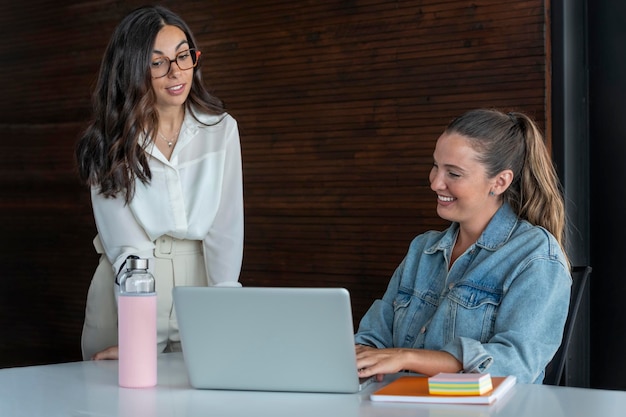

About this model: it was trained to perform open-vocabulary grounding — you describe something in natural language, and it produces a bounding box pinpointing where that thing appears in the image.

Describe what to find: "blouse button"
[420,326,427,334]
[448,283,454,289]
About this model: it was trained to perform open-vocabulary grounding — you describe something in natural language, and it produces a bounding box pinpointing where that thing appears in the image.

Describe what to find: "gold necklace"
[157,129,180,147]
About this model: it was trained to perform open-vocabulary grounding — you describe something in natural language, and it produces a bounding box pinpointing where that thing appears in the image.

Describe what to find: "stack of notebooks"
[370,372,517,405]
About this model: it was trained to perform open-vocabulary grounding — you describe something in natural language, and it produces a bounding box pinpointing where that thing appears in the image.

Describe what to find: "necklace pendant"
[158,129,179,149]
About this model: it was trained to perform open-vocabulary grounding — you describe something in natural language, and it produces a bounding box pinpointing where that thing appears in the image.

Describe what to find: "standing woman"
[355,108,571,384]
[76,5,243,360]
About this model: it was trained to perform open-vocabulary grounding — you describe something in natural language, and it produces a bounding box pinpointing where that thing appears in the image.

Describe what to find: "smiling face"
[150,25,194,112]
[429,132,509,235]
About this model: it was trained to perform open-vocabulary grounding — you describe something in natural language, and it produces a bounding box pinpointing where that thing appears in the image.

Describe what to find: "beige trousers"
[81,235,206,360]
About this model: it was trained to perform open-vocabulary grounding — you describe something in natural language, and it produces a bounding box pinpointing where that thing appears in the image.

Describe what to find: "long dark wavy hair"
[445,108,569,267]
[76,5,225,203]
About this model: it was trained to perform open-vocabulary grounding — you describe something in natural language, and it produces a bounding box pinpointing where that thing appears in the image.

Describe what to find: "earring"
[489,191,495,196]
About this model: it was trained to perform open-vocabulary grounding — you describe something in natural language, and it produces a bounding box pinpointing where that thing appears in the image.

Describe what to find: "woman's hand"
[355,345,410,380]
[91,345,119,360]
[355,344,463,378]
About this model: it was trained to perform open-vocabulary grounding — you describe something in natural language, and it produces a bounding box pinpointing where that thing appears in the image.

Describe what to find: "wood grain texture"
[0,0,549,367]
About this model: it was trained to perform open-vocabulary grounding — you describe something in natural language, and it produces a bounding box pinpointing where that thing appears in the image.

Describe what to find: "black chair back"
[544,265,592,386]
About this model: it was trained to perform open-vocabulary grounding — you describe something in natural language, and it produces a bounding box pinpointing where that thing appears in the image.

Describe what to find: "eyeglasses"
[150,49,201,79]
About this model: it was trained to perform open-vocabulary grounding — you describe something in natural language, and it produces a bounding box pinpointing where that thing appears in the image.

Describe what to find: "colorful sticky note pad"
[428,372,493,396]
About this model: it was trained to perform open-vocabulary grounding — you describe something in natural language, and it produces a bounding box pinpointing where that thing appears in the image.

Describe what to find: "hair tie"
[507,112,517,124]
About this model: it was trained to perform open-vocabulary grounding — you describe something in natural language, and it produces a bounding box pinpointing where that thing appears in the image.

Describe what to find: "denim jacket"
[354,203,571,384]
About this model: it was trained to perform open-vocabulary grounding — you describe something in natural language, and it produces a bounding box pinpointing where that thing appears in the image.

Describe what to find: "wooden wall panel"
[0,0,548,367]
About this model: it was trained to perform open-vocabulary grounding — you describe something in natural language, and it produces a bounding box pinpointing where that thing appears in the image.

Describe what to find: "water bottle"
[117,256,157,388]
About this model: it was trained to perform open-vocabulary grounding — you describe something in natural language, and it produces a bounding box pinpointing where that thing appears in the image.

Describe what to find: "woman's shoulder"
[510,221,568,267]
[514,219,558,244]
[189,108,237,126]
[409,227,454,252]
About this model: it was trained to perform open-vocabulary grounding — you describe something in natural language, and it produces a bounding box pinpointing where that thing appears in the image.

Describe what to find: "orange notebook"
[370,375,517,405]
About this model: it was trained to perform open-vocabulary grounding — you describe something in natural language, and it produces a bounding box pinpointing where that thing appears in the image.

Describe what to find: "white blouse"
[91,110,244,286]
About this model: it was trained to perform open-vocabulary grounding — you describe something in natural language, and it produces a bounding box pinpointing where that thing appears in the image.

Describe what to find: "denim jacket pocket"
[392,289,439,346]
[446,284,502,342]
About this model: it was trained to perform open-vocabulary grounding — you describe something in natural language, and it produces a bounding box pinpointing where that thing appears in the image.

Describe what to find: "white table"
[1,352,624,417]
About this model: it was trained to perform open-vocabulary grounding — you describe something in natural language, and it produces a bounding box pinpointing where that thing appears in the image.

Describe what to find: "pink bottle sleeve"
[118,294,157,388]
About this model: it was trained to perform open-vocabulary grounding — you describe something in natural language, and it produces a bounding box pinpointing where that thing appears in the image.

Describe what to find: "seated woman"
[355,108,571,384]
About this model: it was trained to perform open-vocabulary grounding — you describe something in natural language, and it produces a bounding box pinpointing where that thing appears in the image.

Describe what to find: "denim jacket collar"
[425,203,520,255]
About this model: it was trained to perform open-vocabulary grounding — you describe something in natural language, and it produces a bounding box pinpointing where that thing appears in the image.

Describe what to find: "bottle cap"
[127,257,149,270]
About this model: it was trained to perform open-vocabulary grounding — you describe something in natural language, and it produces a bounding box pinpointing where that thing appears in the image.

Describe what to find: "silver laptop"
[172,286,373,393]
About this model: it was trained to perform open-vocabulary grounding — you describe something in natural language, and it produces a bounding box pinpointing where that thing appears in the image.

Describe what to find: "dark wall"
[588,0,626,390]
[550,0,592,388]
[1,0,552,370]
